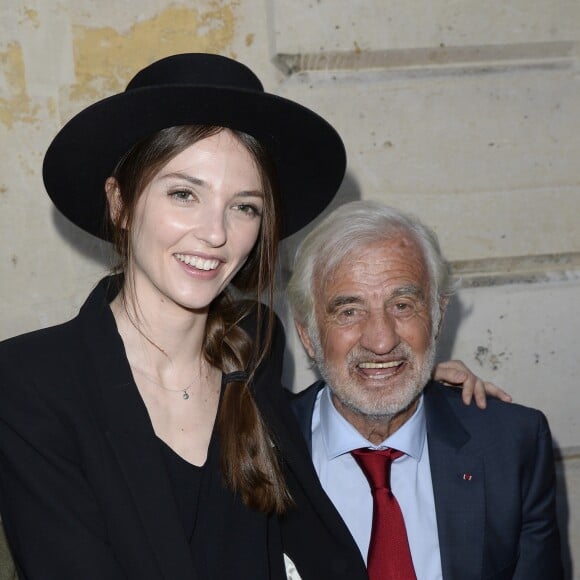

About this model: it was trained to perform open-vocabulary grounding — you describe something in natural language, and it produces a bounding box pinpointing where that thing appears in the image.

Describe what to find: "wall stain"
[47,97,56,117]
[0,43,39,129]
[70,4,238,102]
[21,9,40,28]
[17,154,35,176]
[474,329,511,371]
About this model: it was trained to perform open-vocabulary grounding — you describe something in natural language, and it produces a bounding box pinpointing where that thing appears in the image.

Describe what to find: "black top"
[158,363,286,580]
[158,439,202,542]
[159,426,279,579]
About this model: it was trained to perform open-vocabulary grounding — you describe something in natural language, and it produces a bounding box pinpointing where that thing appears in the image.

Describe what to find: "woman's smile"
[174,253,221,272]
[127,129,264,313]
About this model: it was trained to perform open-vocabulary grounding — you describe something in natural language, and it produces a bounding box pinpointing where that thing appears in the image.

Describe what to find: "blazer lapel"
[103,387,196,580]
[278,383,365,555]
[79,280,196,580]
[425,384,485,580]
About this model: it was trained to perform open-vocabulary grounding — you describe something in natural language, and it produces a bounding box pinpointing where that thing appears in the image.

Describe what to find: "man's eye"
[335,308,361,324]
[391,302,416,318]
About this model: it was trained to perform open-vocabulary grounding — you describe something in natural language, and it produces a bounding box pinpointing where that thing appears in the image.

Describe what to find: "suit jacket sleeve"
[513,410,563,579]
[0,352,126,579]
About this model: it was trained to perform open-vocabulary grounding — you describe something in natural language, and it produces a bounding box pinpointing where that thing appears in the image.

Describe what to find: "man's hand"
[433,360,512,409]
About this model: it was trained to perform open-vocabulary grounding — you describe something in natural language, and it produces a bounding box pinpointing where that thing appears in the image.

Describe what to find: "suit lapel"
[78,279,196,580]
[425,384,485,580]
[280,384,366,557]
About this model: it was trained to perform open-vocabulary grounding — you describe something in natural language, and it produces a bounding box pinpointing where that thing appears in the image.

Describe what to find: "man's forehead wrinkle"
[326,265,427,295]
[318,237,431,310]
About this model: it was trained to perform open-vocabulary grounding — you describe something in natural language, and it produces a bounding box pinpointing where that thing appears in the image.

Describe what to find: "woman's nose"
[193,209,227,248]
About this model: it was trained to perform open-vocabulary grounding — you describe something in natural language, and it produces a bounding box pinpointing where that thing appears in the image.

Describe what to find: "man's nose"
[359,310,400,355]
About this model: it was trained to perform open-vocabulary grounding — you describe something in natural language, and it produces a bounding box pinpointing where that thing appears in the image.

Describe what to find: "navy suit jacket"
[288,380,563,580]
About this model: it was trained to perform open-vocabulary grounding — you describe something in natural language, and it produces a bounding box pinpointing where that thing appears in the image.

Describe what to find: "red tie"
[351,448,417,580]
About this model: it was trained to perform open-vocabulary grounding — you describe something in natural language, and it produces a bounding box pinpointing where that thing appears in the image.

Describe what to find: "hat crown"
[43,52,345,241]
[125,53,264,94]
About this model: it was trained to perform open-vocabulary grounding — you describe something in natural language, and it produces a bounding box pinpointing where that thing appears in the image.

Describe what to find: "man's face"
[298,235,438,426]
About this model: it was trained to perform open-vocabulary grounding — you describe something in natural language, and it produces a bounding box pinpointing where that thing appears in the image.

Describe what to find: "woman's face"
[127,129,264,314]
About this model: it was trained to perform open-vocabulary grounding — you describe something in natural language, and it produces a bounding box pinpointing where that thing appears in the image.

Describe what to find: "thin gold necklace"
[156,378,195,400]
[132,367,197,401]
[121,306,205,401]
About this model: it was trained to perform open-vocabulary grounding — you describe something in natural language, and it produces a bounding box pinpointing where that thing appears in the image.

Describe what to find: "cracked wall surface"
[1,0,579,576]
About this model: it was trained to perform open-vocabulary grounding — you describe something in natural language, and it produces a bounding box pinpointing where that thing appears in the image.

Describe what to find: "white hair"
[287,200,457,339]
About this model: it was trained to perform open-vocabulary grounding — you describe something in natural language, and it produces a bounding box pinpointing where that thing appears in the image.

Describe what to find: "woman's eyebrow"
[158,171,264,198]
[158,171,205,186]
[234,190,265,199]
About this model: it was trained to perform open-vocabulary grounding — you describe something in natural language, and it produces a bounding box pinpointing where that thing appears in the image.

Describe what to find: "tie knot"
[351,447,404,491]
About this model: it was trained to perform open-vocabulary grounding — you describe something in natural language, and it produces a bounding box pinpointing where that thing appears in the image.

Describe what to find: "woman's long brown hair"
[106,125,291,514]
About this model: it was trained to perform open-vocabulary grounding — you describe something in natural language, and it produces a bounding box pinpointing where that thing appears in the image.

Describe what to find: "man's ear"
[295,320,317,359]
[434,296,449,339]
[105,177,123,227]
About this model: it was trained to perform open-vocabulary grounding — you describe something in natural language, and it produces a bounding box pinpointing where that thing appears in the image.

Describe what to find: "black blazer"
[0,278,372,579]
[0,277,289,579]
[290,380,563,580]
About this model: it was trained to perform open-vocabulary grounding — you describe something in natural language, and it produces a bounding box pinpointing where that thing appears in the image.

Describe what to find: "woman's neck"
[109,286,222,467]
[109,288,210,385]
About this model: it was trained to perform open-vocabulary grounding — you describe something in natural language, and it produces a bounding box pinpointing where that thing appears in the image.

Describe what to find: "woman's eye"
[234,203,262,217]
[169,189,195,202]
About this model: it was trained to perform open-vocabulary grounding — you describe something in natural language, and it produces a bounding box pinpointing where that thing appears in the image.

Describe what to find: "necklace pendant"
[182,391,190,400]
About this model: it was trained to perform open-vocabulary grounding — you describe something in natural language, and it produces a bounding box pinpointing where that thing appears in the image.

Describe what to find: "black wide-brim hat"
[42,53,346,240]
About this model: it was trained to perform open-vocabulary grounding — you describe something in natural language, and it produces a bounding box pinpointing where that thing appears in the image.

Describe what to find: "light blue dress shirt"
[311,386,443,580]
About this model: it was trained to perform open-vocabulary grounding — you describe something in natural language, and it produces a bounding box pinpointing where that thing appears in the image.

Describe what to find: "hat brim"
[42,85,346,240]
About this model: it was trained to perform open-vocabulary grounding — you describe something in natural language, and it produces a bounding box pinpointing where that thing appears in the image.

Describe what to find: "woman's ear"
[105,177,123,227]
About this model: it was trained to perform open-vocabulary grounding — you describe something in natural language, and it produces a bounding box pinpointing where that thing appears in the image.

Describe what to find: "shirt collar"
[319,385,426,461]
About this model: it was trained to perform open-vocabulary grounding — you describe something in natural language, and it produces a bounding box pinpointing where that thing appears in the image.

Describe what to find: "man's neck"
[331,394,420,445]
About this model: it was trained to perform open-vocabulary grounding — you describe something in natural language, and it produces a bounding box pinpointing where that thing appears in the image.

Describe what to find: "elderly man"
[284,201,562,579]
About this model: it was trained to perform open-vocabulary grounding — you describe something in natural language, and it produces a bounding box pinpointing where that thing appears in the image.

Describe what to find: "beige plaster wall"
[1,0,579,576]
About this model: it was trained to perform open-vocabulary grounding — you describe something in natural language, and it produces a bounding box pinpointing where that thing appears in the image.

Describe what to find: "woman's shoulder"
[0,317,82,377]
[1,317,79,354]
[0,276,116,369]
